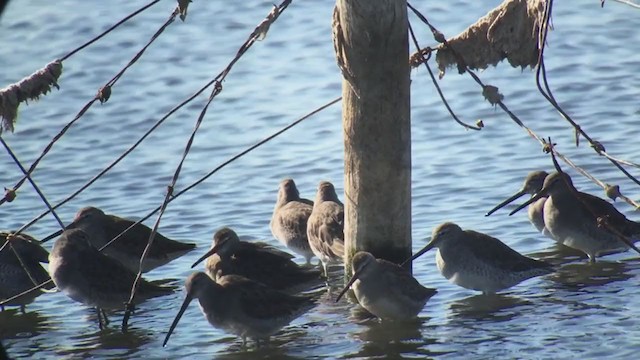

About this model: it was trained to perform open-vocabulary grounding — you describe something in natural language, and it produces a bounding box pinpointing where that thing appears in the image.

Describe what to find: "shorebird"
[336,251,436,321]
[486,171,554,239]
[405,222,554,295]
[48,206,195,273]
[270,178,315,264]
[510,171,640,262]
[307,181,344,277]
[0,232,54,312]
[163,272,316,347]
[190,227,321,292]
[49,228,174,329]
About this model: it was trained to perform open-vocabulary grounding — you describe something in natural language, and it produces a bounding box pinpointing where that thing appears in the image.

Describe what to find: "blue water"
[1,0,640,358]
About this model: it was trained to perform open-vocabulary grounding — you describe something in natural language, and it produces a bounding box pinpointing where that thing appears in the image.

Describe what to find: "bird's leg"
[588,255,597,264]
[101,308,110,325]
[241,336,247,347]
[96,307,104,330]
[20,305,25,314]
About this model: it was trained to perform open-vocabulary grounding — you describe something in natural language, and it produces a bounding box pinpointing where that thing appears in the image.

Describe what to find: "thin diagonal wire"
[60,0,161,61]
[407,21,480,131]
[120,0,293,332]
[1,8,179,209]
[408,2,640,207]
[535,0,640,184]
[0,137,65,229]
[0,96,341,309]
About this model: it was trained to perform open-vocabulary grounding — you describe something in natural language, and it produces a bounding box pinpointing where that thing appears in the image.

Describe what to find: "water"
[1,0,640,358]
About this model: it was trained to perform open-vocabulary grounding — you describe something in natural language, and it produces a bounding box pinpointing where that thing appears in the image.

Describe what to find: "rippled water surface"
[2,0,640,358]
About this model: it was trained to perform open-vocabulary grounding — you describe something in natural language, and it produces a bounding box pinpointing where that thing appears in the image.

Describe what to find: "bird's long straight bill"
[509,191,546,216]
[190,243,221,269]
[335,270,361,302]
[163,294,193,347]
[486,190,527,216]
[401,242,436,266]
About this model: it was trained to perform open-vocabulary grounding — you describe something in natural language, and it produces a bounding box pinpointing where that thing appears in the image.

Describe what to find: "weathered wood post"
[333,0,412,273]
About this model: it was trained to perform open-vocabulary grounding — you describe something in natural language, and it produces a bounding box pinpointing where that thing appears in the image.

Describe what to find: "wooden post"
[333,0,411,273]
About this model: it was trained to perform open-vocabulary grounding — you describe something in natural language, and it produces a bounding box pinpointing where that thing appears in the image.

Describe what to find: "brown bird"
[406,222,554,295]
[0,232,54,312]
[270,178,315,264]
[510,172,640,262]
[163,272,316,347]
[307,181,344,277]
[47,206,195,273]
[191,227,321,292]
[49,228,174,329]
[337,251,437,321]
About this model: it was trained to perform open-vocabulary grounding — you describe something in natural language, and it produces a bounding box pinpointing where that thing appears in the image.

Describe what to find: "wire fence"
[0,0,638,335]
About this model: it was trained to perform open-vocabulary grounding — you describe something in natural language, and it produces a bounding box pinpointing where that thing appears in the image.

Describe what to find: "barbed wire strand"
[407,22,481,131]
[547,139,640,256]
[535,0,640,184]
[0,95,341,309]
[407,3,640,209]
[59,0,162,62]
[120,0,293,332]
[1,5,181,208]
[0,137,64,229]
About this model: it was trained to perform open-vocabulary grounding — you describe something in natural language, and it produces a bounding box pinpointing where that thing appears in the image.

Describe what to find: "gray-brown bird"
[270,178,315,264]
[406,222,553,295]
[49,206,195,273]
[337,251,436,321]
[0,232,54,312]
[49,228,174,329]
[163,272,316,347]
[510,172,640,262]
[191,227,321,292]
[307,181,344,277]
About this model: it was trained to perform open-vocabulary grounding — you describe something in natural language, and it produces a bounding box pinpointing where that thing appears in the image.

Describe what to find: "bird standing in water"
[307,181,344,278]
[270,178,315,265]
[46,206,195,273]
[49,228,174,329]
[163,272,316,347]
[336,251,436,321]
[0,232,54,312]
[405,222,553,295]
[510,171,640,262]
[190,227,321,292]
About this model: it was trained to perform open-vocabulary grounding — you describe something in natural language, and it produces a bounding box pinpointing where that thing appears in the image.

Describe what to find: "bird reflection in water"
[350,318,440,359]
[0,308,48,339]
[448,294,532,321]
[547,260,635,290]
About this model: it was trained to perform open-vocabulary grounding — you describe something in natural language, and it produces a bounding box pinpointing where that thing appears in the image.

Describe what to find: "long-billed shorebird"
[405,222,554,295]
[336,251,436,321]
[49,228,174,329]
[510,171,640,262]
[486,171,554,239]
[49,206,195,273]
[307,181,344,277]
[163,272,316,347]
[270,178,315,264]
[0,232,54,312]
[190,227,321,291]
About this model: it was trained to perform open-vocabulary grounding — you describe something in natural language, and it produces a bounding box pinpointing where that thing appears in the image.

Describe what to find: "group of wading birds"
[2,170,640,348]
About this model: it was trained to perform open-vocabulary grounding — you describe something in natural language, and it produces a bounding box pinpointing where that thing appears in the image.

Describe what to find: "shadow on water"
[55,326,153,358]
[447,294,532,322]
[547,259,637,290]
[342,316,442,359]
[0,309,49,339]
[528,242,588,265]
